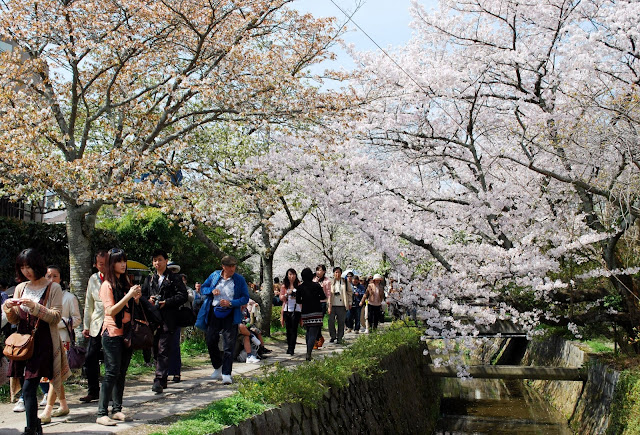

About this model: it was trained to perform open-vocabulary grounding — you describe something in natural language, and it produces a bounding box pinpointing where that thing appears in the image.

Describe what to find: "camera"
[290,289,297,298]
[154,296,164,308]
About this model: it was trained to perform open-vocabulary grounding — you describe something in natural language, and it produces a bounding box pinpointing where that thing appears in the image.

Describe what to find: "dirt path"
[0,332,353,435]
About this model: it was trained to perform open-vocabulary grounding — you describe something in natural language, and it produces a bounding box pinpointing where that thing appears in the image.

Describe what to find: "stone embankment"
[220,344,441,435]
[482,335,619,434]
[522,336,618,434]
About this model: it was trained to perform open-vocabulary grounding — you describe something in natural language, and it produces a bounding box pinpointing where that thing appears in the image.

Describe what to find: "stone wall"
[219,345,441,435]
[521,336,619,434]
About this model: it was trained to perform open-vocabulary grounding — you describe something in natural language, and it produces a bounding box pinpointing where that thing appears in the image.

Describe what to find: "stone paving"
[0,332,357,435]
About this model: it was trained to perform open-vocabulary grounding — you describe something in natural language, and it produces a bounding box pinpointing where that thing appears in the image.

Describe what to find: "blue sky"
[294,0,438,70]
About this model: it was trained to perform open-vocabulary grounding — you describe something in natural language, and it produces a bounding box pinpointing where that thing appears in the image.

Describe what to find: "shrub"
[153,325,422,435]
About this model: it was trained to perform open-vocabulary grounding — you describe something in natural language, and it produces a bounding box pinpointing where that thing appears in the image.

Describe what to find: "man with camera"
[328,266,353,344]
[141,249,188,394]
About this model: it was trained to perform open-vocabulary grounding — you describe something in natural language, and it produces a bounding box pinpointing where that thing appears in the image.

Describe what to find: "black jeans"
[368,305,382,330]
[206,311,237,376]
[83,334,102,396]
[98,332,133,416]
[283,311,301,353]
[153,324,172,382]
[22,377,40,429]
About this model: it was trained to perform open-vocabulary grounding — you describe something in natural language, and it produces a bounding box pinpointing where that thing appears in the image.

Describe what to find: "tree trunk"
[603,235,640,344]
[65,201,101,314]
[257,254,274,337]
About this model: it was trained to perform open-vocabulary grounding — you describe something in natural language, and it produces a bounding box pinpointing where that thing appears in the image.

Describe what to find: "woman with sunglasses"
[95,248,142,426]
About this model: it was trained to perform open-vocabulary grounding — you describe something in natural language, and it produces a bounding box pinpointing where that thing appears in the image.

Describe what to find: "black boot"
[20,427,36,435]
[306,351,312,361]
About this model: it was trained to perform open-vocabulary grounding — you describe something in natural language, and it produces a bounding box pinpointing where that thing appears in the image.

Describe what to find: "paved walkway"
[0,331,358,435]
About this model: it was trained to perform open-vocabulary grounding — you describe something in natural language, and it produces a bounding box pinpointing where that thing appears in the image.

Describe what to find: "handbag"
[3,284,51,361]
[62,318,86,369]
[124,301,154,350]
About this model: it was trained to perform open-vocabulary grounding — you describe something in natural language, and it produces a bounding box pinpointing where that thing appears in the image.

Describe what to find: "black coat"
[296,281,325,315]
[141,270,188,332]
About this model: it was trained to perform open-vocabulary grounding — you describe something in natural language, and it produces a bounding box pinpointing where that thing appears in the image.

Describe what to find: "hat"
[167,261,181,273]
[373,274,383,281]
[221,255,238,266]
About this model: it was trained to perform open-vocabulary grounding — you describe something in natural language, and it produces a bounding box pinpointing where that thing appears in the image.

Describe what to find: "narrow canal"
[434,377,573,434]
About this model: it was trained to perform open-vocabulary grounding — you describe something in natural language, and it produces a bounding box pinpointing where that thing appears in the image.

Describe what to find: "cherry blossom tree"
[0,0,345,306]
[165,128,324,333]
[320,0,640,355]
[274,207,385,280]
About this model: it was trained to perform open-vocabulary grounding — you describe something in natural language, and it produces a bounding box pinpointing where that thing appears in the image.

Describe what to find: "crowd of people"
[1,247,393,434]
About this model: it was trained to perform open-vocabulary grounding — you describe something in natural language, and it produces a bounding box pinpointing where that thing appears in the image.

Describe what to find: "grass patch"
[149,395,267,435]
[152,325,422,434]
[608,370,640,435]
[584,339,615,354]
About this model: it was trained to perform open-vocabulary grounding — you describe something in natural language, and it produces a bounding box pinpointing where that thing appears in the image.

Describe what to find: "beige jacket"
[57,291,82,343]
[83,273,104,337]
[328,278,353,310]
[3,282,71,398]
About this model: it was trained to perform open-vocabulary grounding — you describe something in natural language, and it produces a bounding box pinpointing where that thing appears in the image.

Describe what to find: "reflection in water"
[435,378,573,435]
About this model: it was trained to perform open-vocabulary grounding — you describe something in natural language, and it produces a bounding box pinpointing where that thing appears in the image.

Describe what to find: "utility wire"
[327,0,431,96]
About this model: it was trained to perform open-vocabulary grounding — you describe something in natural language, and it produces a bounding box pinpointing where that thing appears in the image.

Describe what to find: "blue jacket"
[195,270,250,330]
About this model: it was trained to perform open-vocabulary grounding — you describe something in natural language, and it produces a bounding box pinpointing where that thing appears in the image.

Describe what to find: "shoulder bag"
[176,291,197,327]
[62,317,86,369]
[3,284,51,361]
[124,301,154,350]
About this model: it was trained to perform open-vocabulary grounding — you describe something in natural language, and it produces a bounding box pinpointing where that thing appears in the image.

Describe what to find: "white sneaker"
[222,374,233,385]
[39,393,48,407]
[364,329,369,334]
[246,354,261,364]
[13,397,25,412]
[211,367,222,380]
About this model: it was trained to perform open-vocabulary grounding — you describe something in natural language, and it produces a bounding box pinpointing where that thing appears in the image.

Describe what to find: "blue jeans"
[98,332,133,416]
[349,305,362,331]
[305,325,321,356]
[22,377,40,429]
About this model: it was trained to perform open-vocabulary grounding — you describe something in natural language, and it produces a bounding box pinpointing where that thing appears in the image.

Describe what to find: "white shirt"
[213,276,234,306]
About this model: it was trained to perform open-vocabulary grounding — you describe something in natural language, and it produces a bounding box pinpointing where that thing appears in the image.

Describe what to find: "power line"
[327,0,431,95]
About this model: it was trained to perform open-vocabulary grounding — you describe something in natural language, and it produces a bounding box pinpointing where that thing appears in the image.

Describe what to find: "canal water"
[434,377,573,434]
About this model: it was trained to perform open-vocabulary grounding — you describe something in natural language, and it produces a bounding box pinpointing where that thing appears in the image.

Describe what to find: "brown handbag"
[3,284,51,361]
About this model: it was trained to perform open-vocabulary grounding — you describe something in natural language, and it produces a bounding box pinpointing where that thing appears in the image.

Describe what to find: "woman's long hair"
[283,268,300,289]
[104,248,131,301]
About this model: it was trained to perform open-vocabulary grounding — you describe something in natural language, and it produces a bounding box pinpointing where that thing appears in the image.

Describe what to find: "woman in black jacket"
[296,268,326,361]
